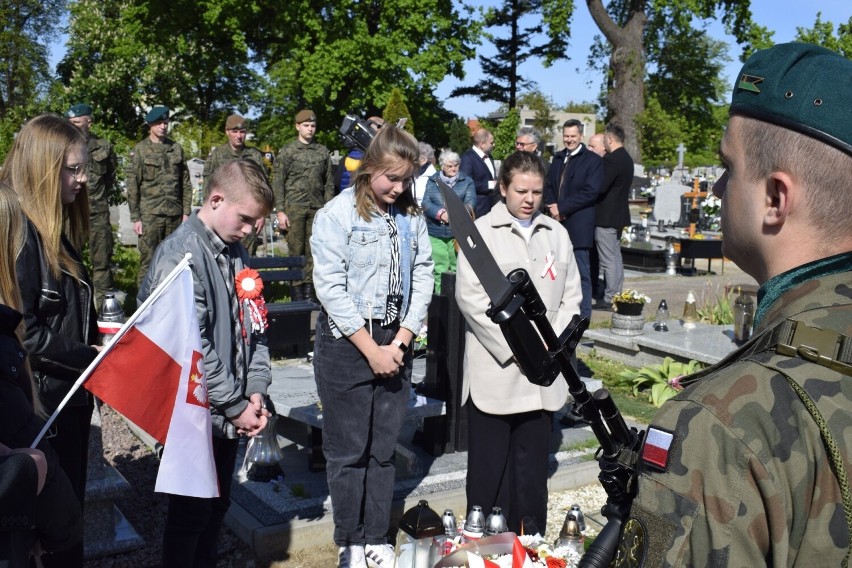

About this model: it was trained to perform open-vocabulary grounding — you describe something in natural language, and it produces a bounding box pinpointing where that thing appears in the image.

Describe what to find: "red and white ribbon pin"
[540,251,556,280]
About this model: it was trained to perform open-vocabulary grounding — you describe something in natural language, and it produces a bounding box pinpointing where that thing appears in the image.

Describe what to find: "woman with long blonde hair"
[0,183,82,565]
[0,113,99,568]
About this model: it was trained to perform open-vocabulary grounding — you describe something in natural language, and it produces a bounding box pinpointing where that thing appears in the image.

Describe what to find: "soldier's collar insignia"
[641,426,675,472]
[738,74,764,93]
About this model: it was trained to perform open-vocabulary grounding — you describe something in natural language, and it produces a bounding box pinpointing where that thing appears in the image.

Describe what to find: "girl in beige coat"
[456,151,582,534]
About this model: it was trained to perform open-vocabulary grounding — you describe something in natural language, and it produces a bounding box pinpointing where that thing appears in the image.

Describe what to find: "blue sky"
[436,0,851,118]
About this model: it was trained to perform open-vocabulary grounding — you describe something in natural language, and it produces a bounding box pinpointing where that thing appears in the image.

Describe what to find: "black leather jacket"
[15,218,98,412]
[0,304,83,553]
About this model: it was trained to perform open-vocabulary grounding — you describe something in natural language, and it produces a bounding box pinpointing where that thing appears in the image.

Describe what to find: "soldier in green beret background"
[614,42,852,566]
[203,114,266,254]
[273,109,334,301]
[67,103,119,306]
[125,106,191,285]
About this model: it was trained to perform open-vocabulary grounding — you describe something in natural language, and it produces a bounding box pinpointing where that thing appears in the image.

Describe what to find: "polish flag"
[84,263,218,497]
[642,427,675,470]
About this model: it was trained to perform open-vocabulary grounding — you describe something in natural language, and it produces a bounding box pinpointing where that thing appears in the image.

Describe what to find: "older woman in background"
[421,149,476,294]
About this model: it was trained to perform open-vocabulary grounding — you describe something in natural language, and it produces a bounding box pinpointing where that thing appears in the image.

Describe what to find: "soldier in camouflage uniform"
[203,114,266,254]
[614,43,852,567]
[126,106,191,285]
[273,109,334,301]
[66,103,118,306]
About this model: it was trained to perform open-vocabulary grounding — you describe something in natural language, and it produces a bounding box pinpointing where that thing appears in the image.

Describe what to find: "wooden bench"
[248,256,321,352]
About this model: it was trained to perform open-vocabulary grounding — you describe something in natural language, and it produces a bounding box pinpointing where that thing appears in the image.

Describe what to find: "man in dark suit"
[544,119,604,318]
[460,128,496,217]
[593,124,634,309]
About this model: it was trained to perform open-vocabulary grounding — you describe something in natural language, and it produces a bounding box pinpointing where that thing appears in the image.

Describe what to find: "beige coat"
[456,202,582,415]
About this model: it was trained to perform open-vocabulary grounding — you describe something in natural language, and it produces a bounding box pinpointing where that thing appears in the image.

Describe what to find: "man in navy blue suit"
[460,128,496,218]
[544,119,604,318]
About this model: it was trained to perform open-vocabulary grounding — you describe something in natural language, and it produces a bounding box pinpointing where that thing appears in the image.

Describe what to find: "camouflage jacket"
[202,143,264,193]
[619,268,852,567]
[85,135,118,214]
[125,137,191,221]
[272,140,334,210]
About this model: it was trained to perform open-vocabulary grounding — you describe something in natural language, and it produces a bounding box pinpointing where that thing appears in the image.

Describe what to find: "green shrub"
[696,282,734,325]
[618,357,704,407]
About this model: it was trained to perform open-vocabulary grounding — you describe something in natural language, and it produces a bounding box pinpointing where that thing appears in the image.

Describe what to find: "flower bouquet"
[434,532,582,568]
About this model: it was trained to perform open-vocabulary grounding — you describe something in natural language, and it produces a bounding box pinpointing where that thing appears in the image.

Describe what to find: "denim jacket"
[311,188,434,339]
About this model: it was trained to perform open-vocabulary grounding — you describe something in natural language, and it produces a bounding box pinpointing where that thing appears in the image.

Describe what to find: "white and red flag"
[32,254,219,498]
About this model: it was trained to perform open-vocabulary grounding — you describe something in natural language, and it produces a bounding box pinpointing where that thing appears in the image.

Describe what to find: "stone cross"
[676,143,687,174]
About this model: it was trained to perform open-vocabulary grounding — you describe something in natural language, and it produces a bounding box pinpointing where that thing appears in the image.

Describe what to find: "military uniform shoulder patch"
[641,426,675,471]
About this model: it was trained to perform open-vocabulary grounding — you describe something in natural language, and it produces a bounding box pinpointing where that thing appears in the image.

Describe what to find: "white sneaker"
[365,543,395,567]
[338,544,367,568]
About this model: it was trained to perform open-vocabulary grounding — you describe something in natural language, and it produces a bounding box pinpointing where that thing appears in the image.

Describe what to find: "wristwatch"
[392,339,409,353]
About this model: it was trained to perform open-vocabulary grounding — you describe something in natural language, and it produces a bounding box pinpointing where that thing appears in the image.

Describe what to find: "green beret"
[66,103,92,118]
[295,109,316,124]
[145,106,170,124]
[730,42,852,156]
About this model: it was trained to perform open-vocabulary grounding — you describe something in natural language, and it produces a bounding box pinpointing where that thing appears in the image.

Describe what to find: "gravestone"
[652,183,691,224]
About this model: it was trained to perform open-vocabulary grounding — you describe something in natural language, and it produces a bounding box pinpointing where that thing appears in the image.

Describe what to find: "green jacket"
[272,140,334,210]
[202,143,264,193]
[621,267,852,567]
[85,135,118,214]
[126,137,191,221]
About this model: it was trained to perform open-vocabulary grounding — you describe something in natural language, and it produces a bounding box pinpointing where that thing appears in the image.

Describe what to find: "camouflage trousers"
[285,206,318,285]
[137,214,183,286]
[89,210,114,306]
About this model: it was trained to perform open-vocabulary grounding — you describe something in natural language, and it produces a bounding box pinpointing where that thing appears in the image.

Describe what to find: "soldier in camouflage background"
[203,114,266,254]
[126,106,191,285]
[66,103,118,306]
[273,109,334,301]
[613,43,852,567]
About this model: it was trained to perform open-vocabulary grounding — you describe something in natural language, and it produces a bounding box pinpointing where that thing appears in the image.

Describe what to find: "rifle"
[439,184,644,567]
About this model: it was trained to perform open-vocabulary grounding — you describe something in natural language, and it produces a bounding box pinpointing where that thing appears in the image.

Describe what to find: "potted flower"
[612,289,651,316]
[701,194,722,231]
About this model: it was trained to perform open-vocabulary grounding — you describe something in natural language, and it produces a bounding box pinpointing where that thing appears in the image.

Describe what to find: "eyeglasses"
[515,140,536,149]
[65,163,89,180]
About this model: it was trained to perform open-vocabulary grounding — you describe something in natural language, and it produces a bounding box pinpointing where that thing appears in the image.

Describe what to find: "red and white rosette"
[435,533,535,567]
[235,268,268,335]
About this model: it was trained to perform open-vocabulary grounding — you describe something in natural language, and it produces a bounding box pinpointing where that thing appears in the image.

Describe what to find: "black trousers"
[465,402,553,534]
[161,436,239,568]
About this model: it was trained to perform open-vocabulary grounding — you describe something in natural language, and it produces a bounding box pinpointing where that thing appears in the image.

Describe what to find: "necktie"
[558,153,572,198]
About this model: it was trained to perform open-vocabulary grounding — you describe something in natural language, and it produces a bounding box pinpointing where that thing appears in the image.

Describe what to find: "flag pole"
[30,253,193,448]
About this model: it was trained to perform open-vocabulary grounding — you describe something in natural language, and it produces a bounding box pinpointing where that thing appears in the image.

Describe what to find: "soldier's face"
[296,121,316,143]
[149,119,169,138]
[69,115,92,135]
[227,128,247,149]
[713,116,763,277]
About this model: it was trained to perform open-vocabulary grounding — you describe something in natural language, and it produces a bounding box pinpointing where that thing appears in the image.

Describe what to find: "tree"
[491,108,521,160]
[247,0,479,151]
[448,118,472,155]
[450,0,574,110]
[516,90,559,142]
[796,13,852,58]
[59,0,259,142]
[0,0,63,119]
[382,88,415,136]
[585,0,767,162]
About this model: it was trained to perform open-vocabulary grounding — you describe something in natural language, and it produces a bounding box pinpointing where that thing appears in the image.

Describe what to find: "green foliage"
[382,88,415,136]
[696,282,735,325]
[111,241,140,315]
[618,357,704,408]
[795,13,852,58]
[580,351,657,423]
[517,90,559,143]
[448,118,472,155]
[450,0,574,109]
[491,108,521,161]
[634,96,686,168]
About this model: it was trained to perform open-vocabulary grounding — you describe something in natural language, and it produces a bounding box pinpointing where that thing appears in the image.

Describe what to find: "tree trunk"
[586,0,647,163]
